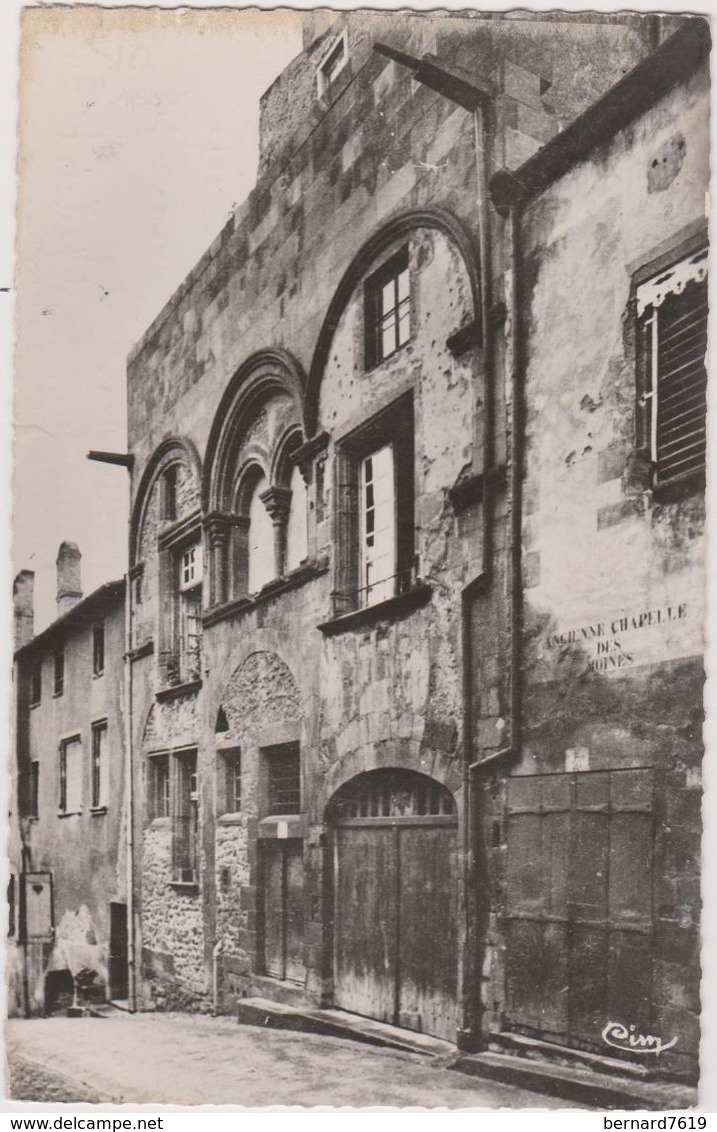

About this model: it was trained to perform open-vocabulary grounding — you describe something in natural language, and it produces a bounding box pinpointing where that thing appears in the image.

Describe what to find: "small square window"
[266,742,301,816]
[92,625,105,676]
[149,754,170,820]
[179,544,203,591]
[365,248,411,369]
[316,31,348,97]
[53,651,65,696]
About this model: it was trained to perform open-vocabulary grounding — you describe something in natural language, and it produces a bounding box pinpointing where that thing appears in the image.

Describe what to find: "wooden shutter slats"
[653,275,707,484]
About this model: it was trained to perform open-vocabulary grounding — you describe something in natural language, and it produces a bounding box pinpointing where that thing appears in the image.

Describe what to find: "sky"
[12,5,302,631]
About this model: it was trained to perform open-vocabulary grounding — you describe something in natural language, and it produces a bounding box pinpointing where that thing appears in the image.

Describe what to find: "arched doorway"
[327,768,459,1042]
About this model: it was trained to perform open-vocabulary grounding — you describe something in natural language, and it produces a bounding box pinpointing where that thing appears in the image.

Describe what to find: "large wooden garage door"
[330,770,458,1042]
[504,769,654,1054]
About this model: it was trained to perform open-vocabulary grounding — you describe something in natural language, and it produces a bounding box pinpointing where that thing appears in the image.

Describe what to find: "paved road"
[6,1013,583,1109]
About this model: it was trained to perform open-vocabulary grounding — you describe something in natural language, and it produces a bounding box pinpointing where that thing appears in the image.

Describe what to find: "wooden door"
[262,840,305,983]
[108,902,128,1002]
[504,769,654,1054]
[331,770,458,1042]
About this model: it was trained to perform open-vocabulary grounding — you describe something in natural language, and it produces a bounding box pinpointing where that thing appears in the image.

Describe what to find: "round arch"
[130,436,202,565]
[305,207,481,435]
[203,348,307,513]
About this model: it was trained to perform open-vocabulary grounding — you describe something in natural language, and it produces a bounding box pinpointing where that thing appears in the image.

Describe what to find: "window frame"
[332,391,416,617]
[316,30,349,98]
[172,749,199,885]
[91,720,109,811]
[53,650,65,697]
[218,747,242,816]
[634,234,708,498]
[92,623,105,677]
[157,517,204,688]
[364,246,411,370]
[265,742,301,817]
[30,660,42,706]
[59,735,83,815]
[28,759,40,819]
[148,752,170,821]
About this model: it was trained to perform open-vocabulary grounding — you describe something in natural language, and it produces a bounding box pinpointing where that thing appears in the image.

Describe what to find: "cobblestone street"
[6,1013,582,1109]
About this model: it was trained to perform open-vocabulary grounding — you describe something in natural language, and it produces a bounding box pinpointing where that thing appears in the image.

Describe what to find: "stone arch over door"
[325,766,459,1042]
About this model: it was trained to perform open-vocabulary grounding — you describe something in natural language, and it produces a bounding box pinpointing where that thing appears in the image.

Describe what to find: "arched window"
[247,473,275,594]
[285,464,308,573]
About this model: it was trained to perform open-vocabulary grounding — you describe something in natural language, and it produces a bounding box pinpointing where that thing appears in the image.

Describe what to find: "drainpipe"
[372,44,502,1051]
[87,450,136,1010]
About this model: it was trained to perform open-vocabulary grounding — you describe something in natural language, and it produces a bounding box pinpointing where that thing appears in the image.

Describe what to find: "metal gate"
[329,769,458,1042]
[504,768,654,1053]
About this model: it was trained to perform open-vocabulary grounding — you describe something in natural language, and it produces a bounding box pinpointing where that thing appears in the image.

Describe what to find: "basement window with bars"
[636,246,707,492]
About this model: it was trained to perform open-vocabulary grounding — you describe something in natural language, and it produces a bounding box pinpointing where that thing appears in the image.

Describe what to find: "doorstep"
[236,997,454,1059]
[236,998,698,1110]
[451,1048,698,1111]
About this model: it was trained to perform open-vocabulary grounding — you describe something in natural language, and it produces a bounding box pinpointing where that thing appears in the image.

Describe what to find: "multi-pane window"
[30,661,42,706]
[221,749,242,814]
[177,544,203,682]
[59,737,82,814]
[333,395,416,616]
[149,754,170,819]
[360,444,396,607]
[92,624,105,676]
[91,722,109,809]
[53,650,65,696]
[365,248,411,367]
[29,760,39,819]
[637,247,707,490]
[173,751,199,883]
[267,743,301,816]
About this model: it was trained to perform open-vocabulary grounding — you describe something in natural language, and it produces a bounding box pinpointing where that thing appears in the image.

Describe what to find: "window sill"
[128,640,154,662]
[258,814,306,839]
[652,468,705,505]
[89,806,108,816]
[169,881,199,894]
[156,678,202,702]
[29,701,41,710]
[150,816,171,828]
[92,671,105,680]
[57,810,81,818]
[53,691,64,699]
[217,811,244,826]
[203,558,329,629]
[317,583,433,637]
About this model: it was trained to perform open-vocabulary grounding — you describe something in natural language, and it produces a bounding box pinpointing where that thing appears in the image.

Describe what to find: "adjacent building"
[9,546,128,1016]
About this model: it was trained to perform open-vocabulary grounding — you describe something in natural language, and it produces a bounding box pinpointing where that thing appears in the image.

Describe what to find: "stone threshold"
[236,997,453,1059]
[236,997,698,1110]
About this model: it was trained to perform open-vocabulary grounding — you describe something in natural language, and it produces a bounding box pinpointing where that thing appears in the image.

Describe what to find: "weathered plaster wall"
[493,64,709,1077]
[18,593,126,1012]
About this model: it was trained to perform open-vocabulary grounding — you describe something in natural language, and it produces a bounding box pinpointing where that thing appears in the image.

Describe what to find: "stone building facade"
[10,547,128,1016]
[125,12,708,1083]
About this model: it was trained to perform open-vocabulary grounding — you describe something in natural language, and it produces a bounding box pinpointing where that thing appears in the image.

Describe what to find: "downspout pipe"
[372,42,500,1050]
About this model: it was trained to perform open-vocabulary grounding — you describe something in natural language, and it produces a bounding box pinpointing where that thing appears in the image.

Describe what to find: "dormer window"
[316,31,348,97]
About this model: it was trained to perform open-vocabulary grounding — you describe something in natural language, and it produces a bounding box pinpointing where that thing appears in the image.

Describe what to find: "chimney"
[56,542,83,617]
[13,570,34,650]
